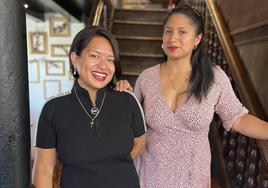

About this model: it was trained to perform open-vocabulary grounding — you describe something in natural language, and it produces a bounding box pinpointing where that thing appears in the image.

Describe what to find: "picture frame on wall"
[29,32,47,54]
[51,44,70,57]
[28,60,40,83]
[49,17,70,37]
[68,71,74,80]
[45,60,66,76]
[43,80,61,99]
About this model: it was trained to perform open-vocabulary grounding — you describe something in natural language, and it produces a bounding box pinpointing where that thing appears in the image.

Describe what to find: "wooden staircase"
[111,7,168,83]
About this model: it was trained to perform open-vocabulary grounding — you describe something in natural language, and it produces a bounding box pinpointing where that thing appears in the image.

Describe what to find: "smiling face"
[71,36,115,93]
[162,13,202,60]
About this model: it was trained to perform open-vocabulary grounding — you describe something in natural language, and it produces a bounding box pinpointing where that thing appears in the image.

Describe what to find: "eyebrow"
[165,26,186,30]
[88,50,115,58]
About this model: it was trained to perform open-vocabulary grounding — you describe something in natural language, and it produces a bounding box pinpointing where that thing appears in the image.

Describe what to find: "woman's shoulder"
[40,91,73,118]
[212,65,230,83]
[44,91,73,108]
[110,89,137,101]
[108,90,141,111]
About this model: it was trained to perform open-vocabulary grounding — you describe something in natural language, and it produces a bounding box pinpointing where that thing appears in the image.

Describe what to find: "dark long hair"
[69,26,122,88]
[163,4,214,102]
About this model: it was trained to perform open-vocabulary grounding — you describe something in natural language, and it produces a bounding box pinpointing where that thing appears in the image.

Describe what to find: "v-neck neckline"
[157,64,187,114]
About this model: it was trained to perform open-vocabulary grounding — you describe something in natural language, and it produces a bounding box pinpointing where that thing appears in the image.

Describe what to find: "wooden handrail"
[205,0,268,167]
[88,0,114,30]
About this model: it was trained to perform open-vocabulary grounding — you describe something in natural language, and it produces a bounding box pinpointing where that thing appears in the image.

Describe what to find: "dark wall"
[218,0,268,117]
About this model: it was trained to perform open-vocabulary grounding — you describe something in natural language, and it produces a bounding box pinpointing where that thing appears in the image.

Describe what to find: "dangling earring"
[193,45,197,51]
[161,44,164,49]
[73,68,79,78]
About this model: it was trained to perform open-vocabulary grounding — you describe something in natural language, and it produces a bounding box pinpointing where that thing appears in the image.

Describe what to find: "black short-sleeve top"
[36,83,146,188]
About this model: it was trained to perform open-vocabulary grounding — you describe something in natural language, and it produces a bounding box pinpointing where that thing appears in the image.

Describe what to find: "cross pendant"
[90,121,94,128]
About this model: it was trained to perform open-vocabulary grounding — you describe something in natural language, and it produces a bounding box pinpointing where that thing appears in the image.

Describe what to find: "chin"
[96,81,112,89]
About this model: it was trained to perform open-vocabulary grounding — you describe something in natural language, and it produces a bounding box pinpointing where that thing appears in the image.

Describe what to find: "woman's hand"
[115,80,133,92]
[131,134,146,160]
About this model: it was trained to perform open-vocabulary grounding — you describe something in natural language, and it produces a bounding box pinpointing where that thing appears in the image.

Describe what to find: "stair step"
[112,22,163,37]
[120,52,164,58]
[118,38,162,54]
[114,8,168,22]
[121,57,163,75]
[113,6,166,77]
[120,53,164,76]
[116,35,162,41]
[115,7,167,12]
[113,20,162,25]
[122,70,140,76]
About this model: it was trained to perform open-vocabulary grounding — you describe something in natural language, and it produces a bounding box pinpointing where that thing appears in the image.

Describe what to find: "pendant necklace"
[163,64,188,95]
[91,104,99,115]
[74,87,106,128]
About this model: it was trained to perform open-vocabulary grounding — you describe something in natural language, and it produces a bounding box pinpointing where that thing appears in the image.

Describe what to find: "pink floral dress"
[134,64,248,188]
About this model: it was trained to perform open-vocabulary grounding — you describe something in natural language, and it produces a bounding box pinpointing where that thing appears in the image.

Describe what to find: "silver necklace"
[74,87,106,128]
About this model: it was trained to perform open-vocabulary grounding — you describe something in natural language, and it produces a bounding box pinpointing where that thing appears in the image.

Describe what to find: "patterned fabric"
[134,64,248,188]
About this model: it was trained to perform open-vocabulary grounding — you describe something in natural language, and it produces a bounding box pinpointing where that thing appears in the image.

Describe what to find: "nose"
[169,31,179,41]
[98,57,108,69]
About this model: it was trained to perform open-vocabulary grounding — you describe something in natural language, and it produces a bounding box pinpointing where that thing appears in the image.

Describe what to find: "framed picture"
[51,44,70,57]
[68,71,74,80]
[43,80,61,99]
[45,60,65,76]
[49,17,70,37]
[28,60,40,83]
[29,32,47,54]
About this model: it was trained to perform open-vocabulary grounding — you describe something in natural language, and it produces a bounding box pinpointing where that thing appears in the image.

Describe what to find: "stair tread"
[113,20,163,25]
[122,71,140,76]
[120,52,164,58]
[115,7,167,12]
[116,35,162,40]
[122,68,143,76]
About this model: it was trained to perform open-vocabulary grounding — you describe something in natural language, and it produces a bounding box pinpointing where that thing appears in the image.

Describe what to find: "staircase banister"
[205,0,268,167]
[88,0,113,29]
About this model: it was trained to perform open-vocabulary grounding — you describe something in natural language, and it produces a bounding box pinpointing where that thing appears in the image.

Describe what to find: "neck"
[166,57,192,75]
[78,79,98,103]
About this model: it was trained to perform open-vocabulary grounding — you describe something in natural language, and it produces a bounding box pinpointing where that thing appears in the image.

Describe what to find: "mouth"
[167,46,179,52]
[92,71,107,81]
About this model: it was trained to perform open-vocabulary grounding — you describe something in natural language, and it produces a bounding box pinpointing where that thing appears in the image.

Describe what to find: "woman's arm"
[131,134,146,159]
[32,148,57,188]
[232,114,268,140]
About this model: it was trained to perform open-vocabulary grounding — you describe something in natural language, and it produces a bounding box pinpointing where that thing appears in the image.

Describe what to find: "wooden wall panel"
[238,41,268,115]
[217,0,268,32]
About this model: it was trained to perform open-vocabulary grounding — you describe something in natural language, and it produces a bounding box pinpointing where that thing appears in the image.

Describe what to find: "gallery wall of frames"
[26,13,85,158]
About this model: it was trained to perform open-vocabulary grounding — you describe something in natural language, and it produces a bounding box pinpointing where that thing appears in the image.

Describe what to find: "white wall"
[26,13,85,159]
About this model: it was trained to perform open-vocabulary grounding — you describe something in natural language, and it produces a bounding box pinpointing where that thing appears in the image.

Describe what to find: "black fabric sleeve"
[126,91,146,137]
[35,99,57,149]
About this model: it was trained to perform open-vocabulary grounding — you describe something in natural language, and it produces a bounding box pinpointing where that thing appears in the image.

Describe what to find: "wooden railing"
[88,0,114,31]
[205,0,266,119]
[201,0,268,187]
[205,0,268,166]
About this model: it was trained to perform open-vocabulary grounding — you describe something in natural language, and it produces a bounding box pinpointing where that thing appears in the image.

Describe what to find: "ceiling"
[25,0,95,22]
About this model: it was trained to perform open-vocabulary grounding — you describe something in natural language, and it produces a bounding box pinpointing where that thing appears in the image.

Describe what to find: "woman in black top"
[33,27,146,188]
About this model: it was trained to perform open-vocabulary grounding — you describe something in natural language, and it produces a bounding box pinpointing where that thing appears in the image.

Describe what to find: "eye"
[164,29,173,35]
[89,54,100,59]
[178,30,186,35]
[106,58,115,64]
